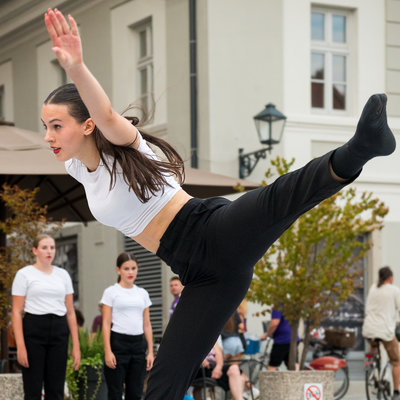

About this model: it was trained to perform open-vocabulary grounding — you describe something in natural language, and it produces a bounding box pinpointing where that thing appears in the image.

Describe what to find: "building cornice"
[286,115,400,137]
[0,0,106,54]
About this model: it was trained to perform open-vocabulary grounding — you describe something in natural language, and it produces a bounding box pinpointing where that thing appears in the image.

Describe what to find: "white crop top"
[65,132,181,237]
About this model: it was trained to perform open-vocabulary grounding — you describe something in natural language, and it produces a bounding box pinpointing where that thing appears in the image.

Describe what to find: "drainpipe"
[189,0,198,168]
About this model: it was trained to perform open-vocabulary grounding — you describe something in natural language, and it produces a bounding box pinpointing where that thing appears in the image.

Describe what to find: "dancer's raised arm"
[44,8,139,148]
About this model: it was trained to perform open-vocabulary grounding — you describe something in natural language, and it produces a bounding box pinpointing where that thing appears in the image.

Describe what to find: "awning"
[0,123,258,222]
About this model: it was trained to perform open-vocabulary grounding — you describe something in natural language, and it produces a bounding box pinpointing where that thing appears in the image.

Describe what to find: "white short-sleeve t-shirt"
[362,283,400,341]
[100,283,152,335]
[12,265,74,316]
[65,132,181,237]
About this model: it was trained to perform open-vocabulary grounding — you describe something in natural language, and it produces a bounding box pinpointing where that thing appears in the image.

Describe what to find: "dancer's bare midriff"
[133,189,193,254]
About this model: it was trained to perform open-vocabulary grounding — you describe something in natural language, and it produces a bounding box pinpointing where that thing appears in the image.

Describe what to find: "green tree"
[245,157,388,370]
[0,184,63,369]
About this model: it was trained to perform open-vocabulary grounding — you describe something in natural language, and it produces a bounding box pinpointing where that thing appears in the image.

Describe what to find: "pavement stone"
[343,380,366,400]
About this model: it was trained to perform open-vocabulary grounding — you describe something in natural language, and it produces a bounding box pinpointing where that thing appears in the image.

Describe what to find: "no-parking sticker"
[304,383,323,400]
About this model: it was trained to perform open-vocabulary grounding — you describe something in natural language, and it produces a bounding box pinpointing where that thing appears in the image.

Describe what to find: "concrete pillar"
[259,370,334,400]
[0,373,23,400]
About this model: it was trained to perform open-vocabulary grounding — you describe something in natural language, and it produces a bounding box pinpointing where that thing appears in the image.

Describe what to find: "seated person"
[191,337,259,400]
[92,303,103,333]
[362,266,400,400]
[222,311,246,362]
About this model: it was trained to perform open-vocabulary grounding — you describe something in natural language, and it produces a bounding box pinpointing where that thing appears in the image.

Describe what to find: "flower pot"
[77,365,107,400]
[259,370,334,400]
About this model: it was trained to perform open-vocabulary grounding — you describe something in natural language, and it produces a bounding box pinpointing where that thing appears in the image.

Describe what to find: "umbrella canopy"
[0,122,258,222]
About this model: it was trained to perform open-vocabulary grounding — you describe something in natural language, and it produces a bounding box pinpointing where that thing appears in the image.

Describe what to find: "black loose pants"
[145,151,353,399]
[103,332,147,400]
[22,313,69,400]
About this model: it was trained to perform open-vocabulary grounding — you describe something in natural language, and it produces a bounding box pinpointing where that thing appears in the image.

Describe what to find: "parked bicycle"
[239,337,272,388]
[307,336,350,400]
[365,338,391,400]
[240,329,351,400]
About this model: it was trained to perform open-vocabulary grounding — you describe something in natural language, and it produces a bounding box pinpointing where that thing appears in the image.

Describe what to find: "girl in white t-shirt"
[101,252,154,400]
[11,234,80,400]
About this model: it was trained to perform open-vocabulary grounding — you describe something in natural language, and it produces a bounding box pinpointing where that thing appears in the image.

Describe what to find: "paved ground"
[343,380,366,399]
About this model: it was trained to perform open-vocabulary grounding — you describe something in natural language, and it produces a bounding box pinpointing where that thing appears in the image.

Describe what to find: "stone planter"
[259,370,334,400]
[0,373,23,400]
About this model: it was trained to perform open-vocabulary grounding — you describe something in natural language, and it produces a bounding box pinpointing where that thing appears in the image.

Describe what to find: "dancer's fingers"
[68,15,79,36]
[54,8,70,35]
[47,8,63,36]
[44,13,58,43]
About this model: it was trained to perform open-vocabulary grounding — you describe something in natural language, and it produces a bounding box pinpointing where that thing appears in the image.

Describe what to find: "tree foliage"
[0,184,63,329]
[245,157,388,369]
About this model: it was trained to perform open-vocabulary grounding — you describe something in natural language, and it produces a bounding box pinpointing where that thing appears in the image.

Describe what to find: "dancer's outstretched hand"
[44,8,82,71]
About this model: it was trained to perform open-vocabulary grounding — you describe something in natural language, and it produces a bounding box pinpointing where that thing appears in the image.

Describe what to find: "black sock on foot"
[331,93,396,179]
[394,390,399,395]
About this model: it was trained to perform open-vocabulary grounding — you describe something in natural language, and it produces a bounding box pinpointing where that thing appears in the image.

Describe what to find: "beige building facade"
[1,1,400,371]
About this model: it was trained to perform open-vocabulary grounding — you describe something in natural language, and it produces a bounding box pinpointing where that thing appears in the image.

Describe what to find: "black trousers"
[269,343,291,368]
[144,151,354,400]
[21,313,69,400]
[104,331,147,400]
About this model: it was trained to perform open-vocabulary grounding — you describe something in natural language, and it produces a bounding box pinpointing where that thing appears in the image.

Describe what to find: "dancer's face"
[32,237,56,267]
[117,260,138,287]
[42,103,93,162]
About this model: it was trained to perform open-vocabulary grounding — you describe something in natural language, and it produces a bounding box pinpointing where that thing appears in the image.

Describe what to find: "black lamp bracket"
[239,146,271,179]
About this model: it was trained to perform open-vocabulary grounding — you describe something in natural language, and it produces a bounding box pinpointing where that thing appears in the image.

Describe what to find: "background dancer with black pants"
[43,9,396,399]
[101,252,154,400]
[12,234,80,400]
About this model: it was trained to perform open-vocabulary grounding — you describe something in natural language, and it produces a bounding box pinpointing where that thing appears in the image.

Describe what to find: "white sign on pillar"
[304,383,323,400]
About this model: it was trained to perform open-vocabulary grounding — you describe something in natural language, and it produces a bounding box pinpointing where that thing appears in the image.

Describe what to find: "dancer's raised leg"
[145,94,396,400]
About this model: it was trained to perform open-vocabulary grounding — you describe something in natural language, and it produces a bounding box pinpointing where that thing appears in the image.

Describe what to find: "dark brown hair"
[75,308,85,327]
[116,252,138,283]
[44,83,184,203]
[378,266,393,288]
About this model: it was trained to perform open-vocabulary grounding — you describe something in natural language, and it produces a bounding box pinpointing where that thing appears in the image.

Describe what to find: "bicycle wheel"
[366,362,385,400]
[380,363,391,400]
[333,366,349,400]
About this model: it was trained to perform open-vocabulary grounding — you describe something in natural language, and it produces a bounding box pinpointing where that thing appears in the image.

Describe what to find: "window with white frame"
[311,9,350,112]
[51,59,68,86]
[37,41,69,130]
[0,60,13,122]
[0,85,4,121]
[135,20,153,113]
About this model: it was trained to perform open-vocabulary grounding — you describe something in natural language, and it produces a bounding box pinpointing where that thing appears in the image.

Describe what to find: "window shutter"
[124,236,163,342]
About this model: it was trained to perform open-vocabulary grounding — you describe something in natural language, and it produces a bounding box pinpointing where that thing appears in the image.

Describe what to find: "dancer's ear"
[82,118,95,136]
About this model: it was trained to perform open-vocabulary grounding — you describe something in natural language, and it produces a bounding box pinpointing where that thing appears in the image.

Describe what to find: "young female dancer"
[43,8,396,399]
[12,234,80,400]
[101,252,154,400]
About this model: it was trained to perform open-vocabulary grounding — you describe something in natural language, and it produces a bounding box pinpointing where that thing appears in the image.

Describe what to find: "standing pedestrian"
[101,252,154,400]
[12,234,80,400]
[169,276,183,318]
